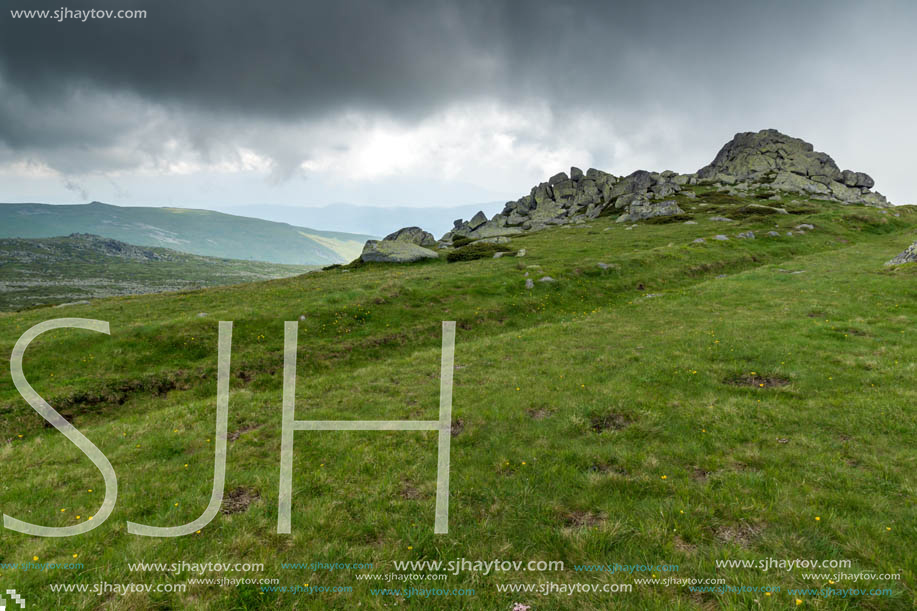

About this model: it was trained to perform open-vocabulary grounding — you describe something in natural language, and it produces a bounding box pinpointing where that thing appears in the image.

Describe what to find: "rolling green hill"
[0,202,375,265]
[0,187,914,609]
[0,233,314,311]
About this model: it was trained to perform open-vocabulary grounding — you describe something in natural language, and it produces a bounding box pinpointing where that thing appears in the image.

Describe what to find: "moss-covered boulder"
[360,239,438,263]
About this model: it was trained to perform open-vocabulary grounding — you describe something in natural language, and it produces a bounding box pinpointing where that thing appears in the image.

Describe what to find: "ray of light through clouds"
[0,0,915,209]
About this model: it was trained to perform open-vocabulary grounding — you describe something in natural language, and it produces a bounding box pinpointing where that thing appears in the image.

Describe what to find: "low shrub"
[643,214,693,224]
[446,242,512,262]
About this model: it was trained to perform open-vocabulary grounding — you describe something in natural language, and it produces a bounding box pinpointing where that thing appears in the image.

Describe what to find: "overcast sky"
[1,0,915,211]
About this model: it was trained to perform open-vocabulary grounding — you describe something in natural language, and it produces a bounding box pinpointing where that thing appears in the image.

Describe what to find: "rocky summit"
[360,129,893,262]
[697,129,887,207]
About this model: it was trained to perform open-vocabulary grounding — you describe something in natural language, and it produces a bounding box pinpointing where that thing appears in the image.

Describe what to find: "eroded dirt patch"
[590,412,632,433]
[400,482,426,500]
[528,408,551,420]
[714,522,763,546]
[229,423,259,442]
[562,510,606,528]
[222,486,260,515]
[450,418,465,437]
[589,462,626,475]
[724,374,790,388]
[674,535,698,554]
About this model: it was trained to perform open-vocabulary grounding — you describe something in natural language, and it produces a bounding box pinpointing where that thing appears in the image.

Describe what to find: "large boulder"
[383,226,436,247]
[360,240,438,263]
[616,199,684,223]
[467,211,488,230]
[885,241,917,265]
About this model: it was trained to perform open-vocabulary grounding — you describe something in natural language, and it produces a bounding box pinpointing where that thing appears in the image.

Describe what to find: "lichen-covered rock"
[476,236,511,245]
[698,129,842,181]
[885,241,917,265]
[360,240,438,263]
[467,211,488,230]
[383,226,436,247]
[696,129,890,207]
[616,199,684,223]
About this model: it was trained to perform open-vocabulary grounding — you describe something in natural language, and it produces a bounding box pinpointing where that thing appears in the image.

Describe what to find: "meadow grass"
[0,193,915,609]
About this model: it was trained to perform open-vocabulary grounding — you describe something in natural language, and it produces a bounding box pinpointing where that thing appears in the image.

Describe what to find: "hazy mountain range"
[224,202,505,237]
[0,202,375,265]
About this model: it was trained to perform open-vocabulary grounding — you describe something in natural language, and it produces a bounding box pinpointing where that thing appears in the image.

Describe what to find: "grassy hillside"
[0,234,314,311]
[0,187,914,610]
[0,202,375,265]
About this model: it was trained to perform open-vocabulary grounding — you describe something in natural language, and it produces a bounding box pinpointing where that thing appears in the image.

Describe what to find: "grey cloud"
[0,0,916,201]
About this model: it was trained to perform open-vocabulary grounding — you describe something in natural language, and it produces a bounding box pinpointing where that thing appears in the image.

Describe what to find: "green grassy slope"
[0,189,914,610]
[0,202,376,264]
[0,234,315,311]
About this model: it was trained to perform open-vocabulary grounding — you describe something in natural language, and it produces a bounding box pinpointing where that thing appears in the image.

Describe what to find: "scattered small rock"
[516,248,526,257]
[795,223,815,230]
[737,231,755,239]
[493,251,505,259]
[525,278,534,289]
[713,235,729,241]
[767,231,780,237]
[197,312,208,317]
[683,220,698,225]
[477,236,510,245]
[54,300,91,308]
[692,238,706,244]
[886,240,917,265]
[538,276,555,283]
[710,216,734,222]
[597,262,610,269]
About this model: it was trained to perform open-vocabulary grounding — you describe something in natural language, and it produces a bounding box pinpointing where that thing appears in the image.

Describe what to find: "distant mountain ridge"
[0,202,375,264]
[0,233,313,310]
[224,202,505,238]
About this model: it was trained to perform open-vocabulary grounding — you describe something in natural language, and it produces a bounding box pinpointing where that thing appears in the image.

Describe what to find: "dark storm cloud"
[1,0,916,202]
[2,0,903,122]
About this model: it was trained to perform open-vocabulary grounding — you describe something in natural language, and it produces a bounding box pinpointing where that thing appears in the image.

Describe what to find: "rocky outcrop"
[885,240,917,265]
[615,200,684,223]
[360,225,439,263]
[697,129,889,207]
[442,166,698,242]
[361,129,894,264]
[439,129,892,243]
